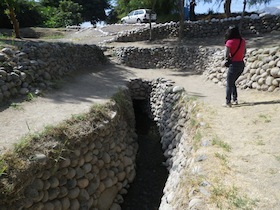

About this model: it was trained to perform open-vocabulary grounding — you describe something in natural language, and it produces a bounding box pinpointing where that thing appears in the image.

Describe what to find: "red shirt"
[225,38,246,61]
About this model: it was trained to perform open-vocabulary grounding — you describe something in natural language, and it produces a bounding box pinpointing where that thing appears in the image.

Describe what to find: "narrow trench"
[121,100,168,210]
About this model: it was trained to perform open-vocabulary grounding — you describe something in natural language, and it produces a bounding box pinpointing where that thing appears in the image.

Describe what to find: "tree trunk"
[224,0,232,18]
[239,0,247,30]
[149,0,157,41]
[7,6,21,38]
[178,0,185,41]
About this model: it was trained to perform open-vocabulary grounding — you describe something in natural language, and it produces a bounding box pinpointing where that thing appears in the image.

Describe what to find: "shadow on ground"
[235,99,280,107]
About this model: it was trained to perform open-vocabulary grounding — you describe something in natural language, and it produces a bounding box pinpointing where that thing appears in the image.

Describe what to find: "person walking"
[223,25,246,107]
[190,0,196,21]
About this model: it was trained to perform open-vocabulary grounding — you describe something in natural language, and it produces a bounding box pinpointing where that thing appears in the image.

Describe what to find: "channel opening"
[121,99,168,209]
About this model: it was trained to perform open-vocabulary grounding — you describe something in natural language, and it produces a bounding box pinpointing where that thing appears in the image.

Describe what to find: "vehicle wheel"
[137,19,141,23]
[121,20,126,24]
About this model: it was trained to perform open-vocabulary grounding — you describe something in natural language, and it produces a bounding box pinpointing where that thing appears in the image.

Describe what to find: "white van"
[121,9,157,24]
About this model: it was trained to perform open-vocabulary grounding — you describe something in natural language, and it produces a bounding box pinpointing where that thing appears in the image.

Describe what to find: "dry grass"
[174,97,257,210]
[0,89,133,205]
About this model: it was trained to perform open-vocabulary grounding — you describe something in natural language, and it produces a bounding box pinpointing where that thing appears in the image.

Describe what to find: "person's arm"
[241,38,246,58]
[224,46,230,59]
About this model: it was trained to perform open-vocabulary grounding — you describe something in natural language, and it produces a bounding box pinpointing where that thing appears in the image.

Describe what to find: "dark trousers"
[226,61,245,103]
[190,10,195,21]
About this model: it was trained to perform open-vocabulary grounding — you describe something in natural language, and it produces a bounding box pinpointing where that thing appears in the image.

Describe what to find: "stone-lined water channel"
[121,100,168,210]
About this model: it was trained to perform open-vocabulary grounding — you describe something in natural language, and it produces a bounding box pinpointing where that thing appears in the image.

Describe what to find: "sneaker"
[232,100,238,105]
[222,103,232,108]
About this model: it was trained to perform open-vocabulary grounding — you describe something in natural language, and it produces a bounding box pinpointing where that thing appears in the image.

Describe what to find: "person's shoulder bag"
[225,38,242,67]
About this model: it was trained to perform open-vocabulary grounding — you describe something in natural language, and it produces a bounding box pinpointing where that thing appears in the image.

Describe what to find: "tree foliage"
[0,0,273,30]
[247,0,271,6]
[1,0,20,37]
[1,0,44,28]
[1,0,83,29]
[115,0,176,19]
[1,0,111,29]
[40,0,111,24]
[204,0,271,17]
[16,0,43,27]
[114,0,273,37]
[40,0,60,7]
[41,0,83,27]
[72,0,110,23]
[106,8,119,24]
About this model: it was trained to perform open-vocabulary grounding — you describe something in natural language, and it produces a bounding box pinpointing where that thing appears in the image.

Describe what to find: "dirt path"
[1,25,280,209]
[1,62,280,209]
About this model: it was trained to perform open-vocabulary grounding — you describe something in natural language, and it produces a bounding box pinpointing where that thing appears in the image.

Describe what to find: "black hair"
[225,25,241,42]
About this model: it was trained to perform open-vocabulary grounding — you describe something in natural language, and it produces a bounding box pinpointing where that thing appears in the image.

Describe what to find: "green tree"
[40,0,60,7]
[155,0,176,15]
[247,0,271,7]
[115,0,131,17]
[205,0,271,17]
[1,0,20,38]
[73,0,110,23]
[59,0,83,25]
[41,0,82,27]
[177,0,184,40]
[115,0,158,39]
[106,8,119,23]
[115,0,176,21]
[40,6,59,27]
[16,0,43,27]
[39,0,111,23]
[149,0,157,40]
[1,0,44,29]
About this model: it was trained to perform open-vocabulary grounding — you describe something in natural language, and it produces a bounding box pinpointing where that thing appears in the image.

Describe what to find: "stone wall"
[1,17,279,210]
[115,22,178,42]
[183,14,279,38]
[126,49,280,209]
[1,76,202,210]
[115,46,214,72]
[205,46,280,92]
[0,42,107,102]
[115,14,280,42]
[128,78,205,209]
[0,90,137,210]
[115,45,280,92]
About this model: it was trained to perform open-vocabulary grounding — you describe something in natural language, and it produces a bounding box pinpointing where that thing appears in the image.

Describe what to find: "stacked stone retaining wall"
[0,42,107,102]
[1,77,205,210]
[205,46,280,92]
[1,18,279,210]
[115,46,214,72]
[183,14,279,38]
[115,45,280,92]
[115,15,280,42]
[129,78,206,209]
[0,91,138,210]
